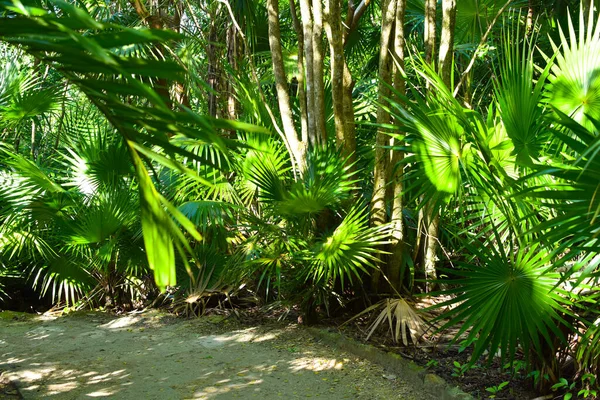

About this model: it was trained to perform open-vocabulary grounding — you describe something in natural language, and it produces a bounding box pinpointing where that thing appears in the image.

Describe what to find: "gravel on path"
[0,311,433,400]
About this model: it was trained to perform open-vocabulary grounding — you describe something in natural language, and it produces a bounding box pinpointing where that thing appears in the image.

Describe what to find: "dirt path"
[0,311,432,399]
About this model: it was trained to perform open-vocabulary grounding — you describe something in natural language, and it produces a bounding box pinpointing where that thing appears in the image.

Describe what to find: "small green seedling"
[425,359,439,368]
[451,361,472,377]
[577,373,598,399]
[485,381,509,398]
[551,377,576,400]
[503,360,527,376]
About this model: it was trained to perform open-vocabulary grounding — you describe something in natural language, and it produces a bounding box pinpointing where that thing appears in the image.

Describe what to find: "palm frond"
[432,238,571,365]
[310,206,391,287]
[546,6,600,130]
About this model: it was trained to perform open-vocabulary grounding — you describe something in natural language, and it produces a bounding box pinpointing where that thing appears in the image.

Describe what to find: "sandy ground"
[0,311,432,399]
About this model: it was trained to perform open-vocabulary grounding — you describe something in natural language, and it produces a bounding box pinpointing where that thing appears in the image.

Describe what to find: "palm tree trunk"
[290,0,309,144]
[311,0,327,146]
[207,14,220,117]
[30,120,36,161]
[526,0,534,35]
[439,0,456,88]
[172,0,189,108]
[370,0,397,291]
[299,0,316,147]
[342,63,357,163]
[325,0,345,146]
[226,24,240,120]
[420,0,458,292]
[267,0,306,170]
[387,0,407,292]
[345,0,372,41]
[325,0,357,162]
[424,210,439,292]
[424,0,436,64]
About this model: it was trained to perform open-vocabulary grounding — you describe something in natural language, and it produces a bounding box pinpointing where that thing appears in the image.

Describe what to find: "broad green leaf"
[129,143,175,291]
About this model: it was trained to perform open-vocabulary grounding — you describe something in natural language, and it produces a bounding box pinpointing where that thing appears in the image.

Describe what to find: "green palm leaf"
[433,238,570,365]
[310,206,391,287]
[546,7,600,130]
[494,23,550,165]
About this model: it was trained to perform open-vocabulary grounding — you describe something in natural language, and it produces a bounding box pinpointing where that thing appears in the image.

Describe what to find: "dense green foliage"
[0,0,599,397]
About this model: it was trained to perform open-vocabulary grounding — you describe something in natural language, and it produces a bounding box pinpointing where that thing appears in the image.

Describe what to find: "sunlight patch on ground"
[99,316,141,329]
[86,389,116,397]
[86,369,128,385]
[46,381,78,395]
[1,313,427,399]
[10,366,56,382]
[288,357,345,372]
[2,357,27,364]
[192,379,263,399]
[25,326,65,340]
[196,327,282,348]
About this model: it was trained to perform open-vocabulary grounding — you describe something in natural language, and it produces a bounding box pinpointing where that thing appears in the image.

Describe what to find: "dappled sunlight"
[196,326,283,348]
[4,360,131,398]
[288,357,345,373]
[10,365,56,383]
[86,389,118,397]
[99,316,142,330]
[192,378,263,399]
[46,381,78,396]
[0,314,418,399]
[25,325,65,340]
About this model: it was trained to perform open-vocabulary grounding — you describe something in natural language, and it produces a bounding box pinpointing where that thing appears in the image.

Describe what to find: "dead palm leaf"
[346,297,427,346]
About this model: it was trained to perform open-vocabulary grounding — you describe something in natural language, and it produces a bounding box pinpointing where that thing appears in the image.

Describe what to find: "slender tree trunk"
[325,0,357,162]
[420,0,458,292]
[345,0,372,41]
[370,0,397,291]
[424,209,439,292]
[207,13,220,117]
[30,120,36,161]
[312,0,327,146]
[438,0,456,88]
[226,24,240,120]
[299,0,316,147]
[526,0,534,35]
[424,0,436,64]
[387,0,407,292]
[172,0,189,108]
[290,0,309,144]
[341,63,356,163]
[324,0,345,146]
[344,0,356,42]
[267,0,306,170]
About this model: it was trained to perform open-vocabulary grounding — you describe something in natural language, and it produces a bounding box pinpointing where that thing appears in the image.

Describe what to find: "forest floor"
[0,310,435,400]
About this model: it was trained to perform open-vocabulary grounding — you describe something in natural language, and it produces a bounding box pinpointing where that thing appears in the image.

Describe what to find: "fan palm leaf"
[310,206,391,287]
[433,238,571,365]
[546,7,600,130]
[494,22,550,166]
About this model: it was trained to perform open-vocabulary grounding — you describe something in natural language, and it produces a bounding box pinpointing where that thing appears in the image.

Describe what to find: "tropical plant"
[345,297,427,345]
[231,145,393,316]
[0,0,250,293]
[0,123,150,307]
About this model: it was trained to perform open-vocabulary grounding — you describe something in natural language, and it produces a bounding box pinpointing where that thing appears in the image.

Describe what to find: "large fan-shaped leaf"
[310,206,391,287]
[546,7,600,129]
[494,23,550,165]
[433,240,570,365]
